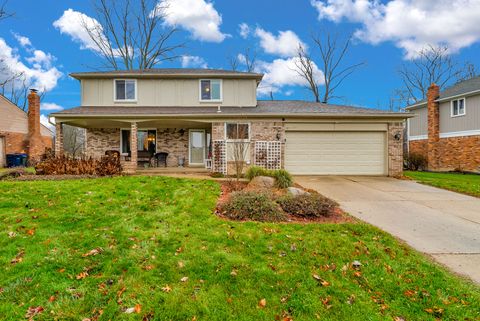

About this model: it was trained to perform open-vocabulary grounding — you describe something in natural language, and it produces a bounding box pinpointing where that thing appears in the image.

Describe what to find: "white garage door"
[285,131,387,175]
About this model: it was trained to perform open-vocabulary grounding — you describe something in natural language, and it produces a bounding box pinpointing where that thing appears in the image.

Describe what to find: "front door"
[189,130,205,166]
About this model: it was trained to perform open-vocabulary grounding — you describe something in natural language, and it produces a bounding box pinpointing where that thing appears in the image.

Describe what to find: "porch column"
[129,122,138,173]
[55,122,63,157]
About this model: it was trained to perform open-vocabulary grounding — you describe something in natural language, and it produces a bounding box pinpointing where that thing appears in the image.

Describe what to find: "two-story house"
[50,68,409,176]
[407,77,480,172]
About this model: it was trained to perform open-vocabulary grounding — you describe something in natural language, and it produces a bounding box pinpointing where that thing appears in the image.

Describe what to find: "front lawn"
[405,170,480,197]
[0,176,478,320]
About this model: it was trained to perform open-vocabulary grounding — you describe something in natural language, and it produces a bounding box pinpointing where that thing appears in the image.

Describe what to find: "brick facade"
[427,84,440,169]
[388,122,405,177]
[156,128,189,167]
[85,128,120,159]
[409,136,480,172]
[27,90,45,161]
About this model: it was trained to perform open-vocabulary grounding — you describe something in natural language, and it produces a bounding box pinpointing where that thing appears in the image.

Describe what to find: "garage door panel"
[285,131,386,175]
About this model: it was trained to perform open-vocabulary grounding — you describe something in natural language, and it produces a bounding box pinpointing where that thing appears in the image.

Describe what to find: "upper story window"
[451,98,466,117]
[200,79,222,102]
[115,79,136,101]
[226,123,250,141]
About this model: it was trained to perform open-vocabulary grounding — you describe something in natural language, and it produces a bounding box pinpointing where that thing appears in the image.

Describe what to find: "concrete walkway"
[295,176,480,284]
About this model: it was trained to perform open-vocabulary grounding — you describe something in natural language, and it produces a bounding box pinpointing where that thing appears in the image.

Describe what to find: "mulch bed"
[216,181,354,224]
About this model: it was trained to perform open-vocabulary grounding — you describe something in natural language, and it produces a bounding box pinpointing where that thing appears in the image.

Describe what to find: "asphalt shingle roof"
[52,100,409,118]
[70,68,263,79]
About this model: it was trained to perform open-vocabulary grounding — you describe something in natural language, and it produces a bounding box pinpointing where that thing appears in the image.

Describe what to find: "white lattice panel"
[212,140,227,175]
[254,141,281,170]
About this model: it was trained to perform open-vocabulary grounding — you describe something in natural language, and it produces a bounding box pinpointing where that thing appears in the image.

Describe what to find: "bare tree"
[295,32,364,103]
[0,0,13,21]
[229,48,257,73]
[294,45,321,102]
[229,123,249,181]
[82,0,183,70]
[398,45,470,103]
[456,62,478,83]
[63,125,86,157]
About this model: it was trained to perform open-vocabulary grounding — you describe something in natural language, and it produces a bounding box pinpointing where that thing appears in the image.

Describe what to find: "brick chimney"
[27,89,44,161]
[427,83,440,170]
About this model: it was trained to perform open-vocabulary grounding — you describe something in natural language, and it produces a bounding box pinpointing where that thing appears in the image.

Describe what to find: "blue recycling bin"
[6,153,28,167]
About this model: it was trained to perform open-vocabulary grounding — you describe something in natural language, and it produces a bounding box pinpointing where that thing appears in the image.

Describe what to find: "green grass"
[405,170,480,197]
[0,176,479,320]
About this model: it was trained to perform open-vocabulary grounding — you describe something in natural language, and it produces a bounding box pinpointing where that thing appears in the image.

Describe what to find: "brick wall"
[388,122,405,177]
[0,131,52,156]
[85,128,120,158]
[409,136,480,172]
[156,128,189,167]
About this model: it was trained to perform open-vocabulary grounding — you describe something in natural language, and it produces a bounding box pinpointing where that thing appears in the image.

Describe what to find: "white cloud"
[254,27,306,57]
[158,0,229,42]
[256,57,324,95]
[0,38,62,92]
[13,33,32,48]
[41,102,64,111]
[239,23,250,39]
[40,114,55,132]
[181,55,208,68]
[53,8,106,53]
[311,0,480,58]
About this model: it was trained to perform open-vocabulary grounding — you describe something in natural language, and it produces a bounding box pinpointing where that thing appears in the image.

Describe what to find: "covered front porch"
[55,118,214,174]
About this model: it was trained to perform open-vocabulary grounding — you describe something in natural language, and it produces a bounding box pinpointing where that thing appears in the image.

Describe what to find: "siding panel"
[440,95,480,133]
[409,106,428,136]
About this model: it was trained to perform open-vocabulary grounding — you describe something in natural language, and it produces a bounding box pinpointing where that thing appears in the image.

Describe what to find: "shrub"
[272,169,293,188]
[219,191,286,222]
[245,166,271,180]
[277,194,338,217]
[404,152,427,171]
[35,154,122,176]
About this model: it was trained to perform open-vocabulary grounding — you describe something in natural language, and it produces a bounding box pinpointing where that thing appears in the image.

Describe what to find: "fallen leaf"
[258,298,267,308]
[11,250,25,264]
[134,304,142,313]
[7,231,16,238]
[180,277,189,282]
[48,296,56,302]
[404,290,416,297]
[82,247,103,257]
[347,294,356,305]
[143,265,154,271]
[312,274,330,286]
[175,247,183,256]
[230,270,237,277]
[25,306,44,319]
[76,272,89,280]
[393,317,406,321]
[58,268,65,273]
[353,271,362,278]
[178,261,185,268]
[124,307,135,314]
[161,285,172,293]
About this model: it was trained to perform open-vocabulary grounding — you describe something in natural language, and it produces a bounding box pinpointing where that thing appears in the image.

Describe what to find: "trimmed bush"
[245,166,271,180]
[273,169,293,188]
[277,194,338,217]
[220,191,286,222]
[404,152,427,171]
[35,154,122,176]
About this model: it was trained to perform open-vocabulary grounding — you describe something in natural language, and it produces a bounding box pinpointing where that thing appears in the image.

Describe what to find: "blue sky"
[1,0,480,125]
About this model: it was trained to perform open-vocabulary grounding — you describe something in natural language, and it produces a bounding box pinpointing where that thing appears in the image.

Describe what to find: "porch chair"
[154,152,169,167]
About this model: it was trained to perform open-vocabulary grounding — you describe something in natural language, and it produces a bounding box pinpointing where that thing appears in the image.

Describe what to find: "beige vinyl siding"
[81,78,257,107]
[440,95,480,133]
[408,106,428,137]
[285,131,387,175]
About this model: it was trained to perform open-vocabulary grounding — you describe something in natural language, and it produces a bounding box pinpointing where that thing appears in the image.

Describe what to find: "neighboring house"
[50,69,410,176]
[0,92,54,167]
[407,77,480,172]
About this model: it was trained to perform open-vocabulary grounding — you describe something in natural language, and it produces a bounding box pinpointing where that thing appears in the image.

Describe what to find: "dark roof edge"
[70,71,264,80]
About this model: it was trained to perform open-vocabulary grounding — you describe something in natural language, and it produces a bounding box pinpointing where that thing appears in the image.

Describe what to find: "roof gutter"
[51,112,413,120]
[70,73,264,81]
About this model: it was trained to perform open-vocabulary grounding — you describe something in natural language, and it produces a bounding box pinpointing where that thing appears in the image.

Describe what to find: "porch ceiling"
[58,118,211,129]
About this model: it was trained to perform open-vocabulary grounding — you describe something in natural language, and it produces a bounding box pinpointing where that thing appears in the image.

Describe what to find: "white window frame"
[114,79,137,102]
[188,129,206,166]
[199,79,223,102]
[119,128,157,155]
[450,97,466,117]
[224,122,250,142]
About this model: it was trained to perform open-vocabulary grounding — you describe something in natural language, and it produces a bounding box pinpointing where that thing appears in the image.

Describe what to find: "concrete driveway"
[295,176,480,284]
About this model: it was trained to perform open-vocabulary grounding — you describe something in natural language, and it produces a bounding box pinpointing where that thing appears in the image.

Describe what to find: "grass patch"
[0,176,479,320]
[404,170,480,197]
